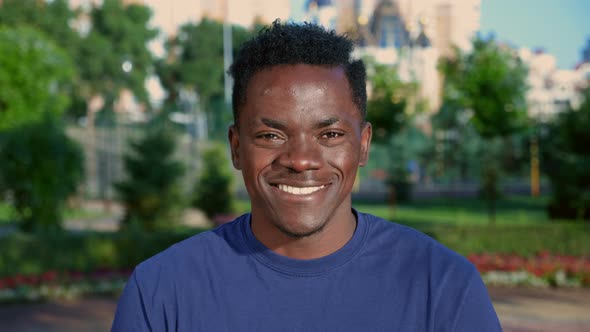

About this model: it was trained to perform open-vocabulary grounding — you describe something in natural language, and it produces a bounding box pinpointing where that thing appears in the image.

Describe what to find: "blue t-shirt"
[111,211,501,331]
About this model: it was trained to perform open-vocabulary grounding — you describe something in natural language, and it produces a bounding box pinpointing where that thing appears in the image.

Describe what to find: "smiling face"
[229,64,371,250]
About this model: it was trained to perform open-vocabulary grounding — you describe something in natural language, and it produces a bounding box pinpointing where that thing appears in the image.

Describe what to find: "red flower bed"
[468,251,590,285]
[0,268,133,291]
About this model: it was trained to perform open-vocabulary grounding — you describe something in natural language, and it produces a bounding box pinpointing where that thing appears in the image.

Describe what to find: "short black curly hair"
[229,20,367,125]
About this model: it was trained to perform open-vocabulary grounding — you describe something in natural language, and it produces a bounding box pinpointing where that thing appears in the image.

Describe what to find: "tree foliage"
[542,86,590,220]
[78,0,158,106]
[0,26,74,130]
[0,114,84,232]
[156,19,256,136]
[192,144,235,219]
[115,123,185,231]
[364,58,422,203]
[158,19,254,105]
[439,37,529,138]
[365,59,417,143]
[439,37,529,223]
[0,0,85,119]
[0,0,158,118]
[0,0,79,49]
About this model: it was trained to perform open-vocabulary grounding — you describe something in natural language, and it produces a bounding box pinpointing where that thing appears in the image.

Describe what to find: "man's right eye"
[257,133,281,140]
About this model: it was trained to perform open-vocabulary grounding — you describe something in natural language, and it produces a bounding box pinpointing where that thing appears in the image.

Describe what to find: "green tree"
[0,0,78,45]
[115,122,185,231]
[0,0,87,119]
[0,0,79,58]
[365,59,415,143]
[429,101,472,182]
[0,114,84,232]
[156,19,255,136]
[365,58,421,204]
[78,0,158,109]
[439,37,529,223]
[542,86,590,221]
[0,26,74,130]
[192,144,235,219]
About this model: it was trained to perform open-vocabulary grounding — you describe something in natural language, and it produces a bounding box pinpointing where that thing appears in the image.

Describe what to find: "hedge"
[0,229,205,278]
[0,223,588,278]
[411,222,590,256]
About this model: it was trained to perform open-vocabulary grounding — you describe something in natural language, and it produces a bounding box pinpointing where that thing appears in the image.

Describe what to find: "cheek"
[325,151,360,181]
[241,147,276,175]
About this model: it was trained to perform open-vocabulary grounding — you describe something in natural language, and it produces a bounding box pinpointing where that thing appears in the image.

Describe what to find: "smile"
[276,184,326,195]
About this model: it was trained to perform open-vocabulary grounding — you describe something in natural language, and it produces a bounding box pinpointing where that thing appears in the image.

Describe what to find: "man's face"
[229,64,371,239]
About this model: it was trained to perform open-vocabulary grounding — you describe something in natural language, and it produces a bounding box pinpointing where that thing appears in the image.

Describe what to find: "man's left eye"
[321,131,343,139]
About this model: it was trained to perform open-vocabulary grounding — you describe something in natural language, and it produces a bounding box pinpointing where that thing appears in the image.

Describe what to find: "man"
[112,21,501,331]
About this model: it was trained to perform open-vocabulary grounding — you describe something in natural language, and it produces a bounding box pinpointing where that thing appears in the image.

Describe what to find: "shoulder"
[133,214,248,283]
[358,212,499,328]
[358,211,477,277]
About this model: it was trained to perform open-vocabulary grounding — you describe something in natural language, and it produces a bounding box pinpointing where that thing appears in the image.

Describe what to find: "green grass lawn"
[0,201,113,225]
[234,195,551,226]
[3,195,551,227]
[356,195,551,226]
[229,195,590,256]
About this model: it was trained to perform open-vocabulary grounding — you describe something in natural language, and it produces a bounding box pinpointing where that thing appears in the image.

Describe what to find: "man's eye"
[258,133,281,140]
[321,131,343,139]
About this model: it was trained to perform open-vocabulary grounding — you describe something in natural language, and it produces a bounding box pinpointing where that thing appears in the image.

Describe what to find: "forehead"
[249,64,348,87]
[240,64,357,120]
[249,64,349,90]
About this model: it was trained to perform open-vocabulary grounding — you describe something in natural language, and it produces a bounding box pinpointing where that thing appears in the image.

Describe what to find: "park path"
[0,287,589,331]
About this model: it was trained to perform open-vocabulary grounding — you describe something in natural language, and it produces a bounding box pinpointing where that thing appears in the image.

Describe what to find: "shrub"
[0,229,205,278]
[115,125,185,231]
[412,222,590,256]
[542,86,590,220]
[192,143,234,218]
[0,114,84,232]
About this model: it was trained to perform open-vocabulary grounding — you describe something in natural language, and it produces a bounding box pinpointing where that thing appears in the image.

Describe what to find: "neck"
[251,209,357,260]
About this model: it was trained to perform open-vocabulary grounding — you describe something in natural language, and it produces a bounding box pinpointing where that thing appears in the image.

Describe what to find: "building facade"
[519,47,590,120]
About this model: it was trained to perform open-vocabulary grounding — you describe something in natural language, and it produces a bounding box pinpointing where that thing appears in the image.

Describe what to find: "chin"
[272,216,327,239]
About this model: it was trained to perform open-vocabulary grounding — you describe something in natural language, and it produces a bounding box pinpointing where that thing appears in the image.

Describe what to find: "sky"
[480,0,590,69]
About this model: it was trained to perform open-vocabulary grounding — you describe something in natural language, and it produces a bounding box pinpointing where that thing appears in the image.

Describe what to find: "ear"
[228,125,242,170]
[359,122,372,167]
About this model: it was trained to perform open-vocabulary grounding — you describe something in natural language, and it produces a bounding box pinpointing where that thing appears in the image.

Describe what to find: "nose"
[276,135,322,172]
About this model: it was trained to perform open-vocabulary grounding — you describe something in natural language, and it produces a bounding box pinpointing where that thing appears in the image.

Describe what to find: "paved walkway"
[0,287,589,331]
[490,287,590,332]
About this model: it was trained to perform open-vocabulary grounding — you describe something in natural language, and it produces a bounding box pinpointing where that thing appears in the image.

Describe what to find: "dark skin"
[229,64,372,259]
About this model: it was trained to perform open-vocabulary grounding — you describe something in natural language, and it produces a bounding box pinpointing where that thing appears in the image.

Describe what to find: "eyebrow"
[256,117,340,130]
[260,118,286,130]
[315,117,339,129]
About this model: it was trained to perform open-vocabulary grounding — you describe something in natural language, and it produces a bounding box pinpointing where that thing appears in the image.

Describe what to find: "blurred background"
[0,0,589,331]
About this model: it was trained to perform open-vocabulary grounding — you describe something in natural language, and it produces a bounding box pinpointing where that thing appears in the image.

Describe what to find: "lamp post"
[530,132,540,197]
[223,0,233,107]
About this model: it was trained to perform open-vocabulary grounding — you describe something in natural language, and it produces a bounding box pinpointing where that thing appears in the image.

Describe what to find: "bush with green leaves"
[542,86,590,220]
[115,125,185,231]
[192,144,234,219]
[0,229,205,278]
[0,114,84,232]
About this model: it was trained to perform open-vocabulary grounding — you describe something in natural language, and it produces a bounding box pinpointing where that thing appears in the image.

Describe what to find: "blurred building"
[300,0,338,30]
[68,0,484,117]
[519,47,589,120]
[349,0,481,113]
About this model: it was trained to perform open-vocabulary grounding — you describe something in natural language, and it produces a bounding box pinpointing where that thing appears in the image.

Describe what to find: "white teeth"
[277,184,325,195]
